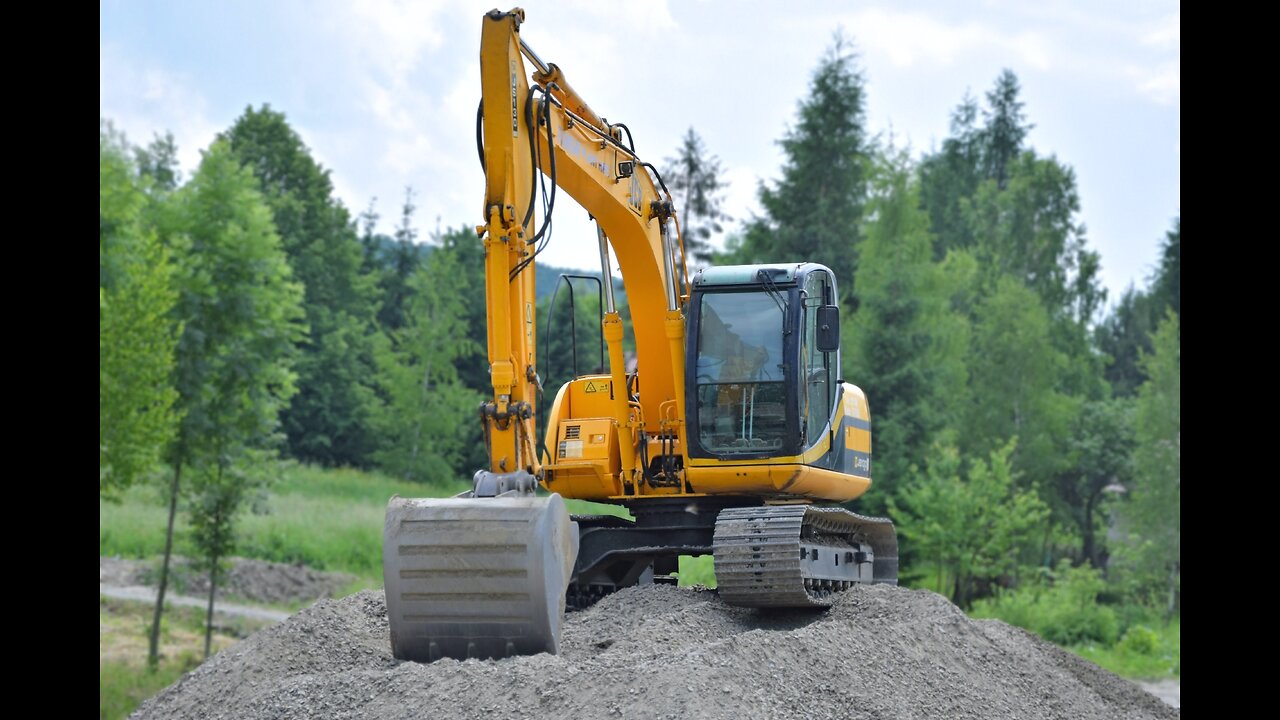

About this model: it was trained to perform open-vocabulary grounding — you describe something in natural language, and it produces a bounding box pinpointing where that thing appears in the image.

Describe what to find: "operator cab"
[686,263,841,460]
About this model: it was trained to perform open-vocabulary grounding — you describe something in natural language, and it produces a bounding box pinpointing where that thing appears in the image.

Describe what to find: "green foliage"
[980,69,1031,190]
[372,242,483,482]
[1056,398,1135,567]
[1114,311,1180,613]
[892,440,1049,607]
[1095,285,1156,397]
[166,139,307,470]
[1118,624,1159,655]
[733,33,868,296]
[965,276,1078,485]
[966,151,1096,321]
[100,127,180,498]
[1071,618,1179,680]
[223,105,382,467]
[1151,217,1179,318]
[663,127,730,265]
[845,148,968,513]
[148,138,306,664]
[972,561,1118,645]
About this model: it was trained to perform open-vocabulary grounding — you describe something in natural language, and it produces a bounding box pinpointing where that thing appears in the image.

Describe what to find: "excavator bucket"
[383,494,579,662]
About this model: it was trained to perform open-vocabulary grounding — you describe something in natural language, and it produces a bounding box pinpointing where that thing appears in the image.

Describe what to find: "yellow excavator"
[383,8,897,662]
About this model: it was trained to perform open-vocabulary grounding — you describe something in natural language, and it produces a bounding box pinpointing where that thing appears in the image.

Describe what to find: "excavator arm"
[384,8,689,663]
[476,8,688,487]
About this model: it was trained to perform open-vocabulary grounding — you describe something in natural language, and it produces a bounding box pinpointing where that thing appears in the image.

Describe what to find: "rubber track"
[713,506,898,608]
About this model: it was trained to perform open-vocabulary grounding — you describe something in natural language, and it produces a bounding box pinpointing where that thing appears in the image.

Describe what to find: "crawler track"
[713,505,898,607]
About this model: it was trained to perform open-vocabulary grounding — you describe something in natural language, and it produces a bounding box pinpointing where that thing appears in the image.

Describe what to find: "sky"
[101,0,1179,303]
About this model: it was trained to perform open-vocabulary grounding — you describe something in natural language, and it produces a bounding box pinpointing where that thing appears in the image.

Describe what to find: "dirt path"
[99,583,290,623]
[1137,680,1180,709]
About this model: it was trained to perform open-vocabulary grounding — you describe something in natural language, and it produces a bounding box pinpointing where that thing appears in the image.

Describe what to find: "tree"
[1151,216,1180,319]
[376,188,427,331]
[100,126,180,498]
[965,276,1078,488]
[373,245,482,482]
[663,127,730,265]
[733,33,869,300]
[1117,311,1179,617]
[148,140,306,668]
[188,454,266,657]
[979,69,1031,190]
[134,131,182,192]
[892,440,1049,607]
[844,149,968,513]
[918,94,982,259]
[1056,399,1135,568]
[1095,285,1155,397]
[223,105,381,467]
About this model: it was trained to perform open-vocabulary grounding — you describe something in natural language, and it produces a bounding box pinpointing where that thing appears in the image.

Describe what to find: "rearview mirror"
[816,305,840,353]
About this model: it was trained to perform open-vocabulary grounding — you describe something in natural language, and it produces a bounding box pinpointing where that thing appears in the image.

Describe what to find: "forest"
[101,38,1179,679]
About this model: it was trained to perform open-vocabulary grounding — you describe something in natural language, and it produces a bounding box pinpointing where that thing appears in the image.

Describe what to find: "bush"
[1118,625,1159,656]
[972,561,1118,645]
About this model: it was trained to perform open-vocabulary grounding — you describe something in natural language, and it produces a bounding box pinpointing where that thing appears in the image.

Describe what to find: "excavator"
[383,8,897,662]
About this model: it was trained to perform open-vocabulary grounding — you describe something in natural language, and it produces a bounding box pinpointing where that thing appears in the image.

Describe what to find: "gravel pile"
[133,584,1177,720]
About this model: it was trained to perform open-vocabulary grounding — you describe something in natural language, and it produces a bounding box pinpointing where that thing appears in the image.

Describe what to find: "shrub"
[1118,625,1159,656]
[972,560,1118,645]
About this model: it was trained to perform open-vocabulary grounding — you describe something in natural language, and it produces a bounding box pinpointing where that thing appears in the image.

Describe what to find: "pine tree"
[980,69,1031,190]
[1151,217,1180,318]
[845,149,968,513]
[734,33,869,301]
[663,127,730,265]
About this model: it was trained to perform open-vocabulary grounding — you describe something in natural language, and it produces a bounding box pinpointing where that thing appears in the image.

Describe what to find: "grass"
[1070,617,1180,680]
[102,465,465,586]
[102,463,637,589]
[678,555,717,587]
[99,595,267,720]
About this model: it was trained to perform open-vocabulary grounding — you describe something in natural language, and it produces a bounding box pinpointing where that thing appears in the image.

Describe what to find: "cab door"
[801,270,836,449]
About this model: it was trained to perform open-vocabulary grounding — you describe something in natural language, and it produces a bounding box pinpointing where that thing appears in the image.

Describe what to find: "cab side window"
[802,272,835,446]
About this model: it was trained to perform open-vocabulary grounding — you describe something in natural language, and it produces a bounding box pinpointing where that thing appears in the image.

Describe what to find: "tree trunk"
[205,548,218,658]
[1082,492,1097,568]
[149,461,182,669]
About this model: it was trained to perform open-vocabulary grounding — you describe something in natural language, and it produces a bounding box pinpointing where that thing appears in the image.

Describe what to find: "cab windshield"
[694,291,786,454]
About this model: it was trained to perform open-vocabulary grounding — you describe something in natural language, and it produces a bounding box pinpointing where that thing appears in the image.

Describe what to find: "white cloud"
[99,44,222,174]
[1141,13,1179,48]
[839,9,1053,71]
[1131,60,1180,106]
[335,0,450,80]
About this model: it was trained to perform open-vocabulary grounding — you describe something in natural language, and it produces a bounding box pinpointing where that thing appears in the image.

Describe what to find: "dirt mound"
[101,556,354,606]
[133,585,1177,720]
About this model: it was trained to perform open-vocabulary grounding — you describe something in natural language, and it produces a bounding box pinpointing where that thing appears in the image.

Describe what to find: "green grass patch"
[101,464,641,588]
[677,554,716,587]
[1070,618,1180,680]
[100,657,193,720]
[99,595,257,720]
[101,464,464,585]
